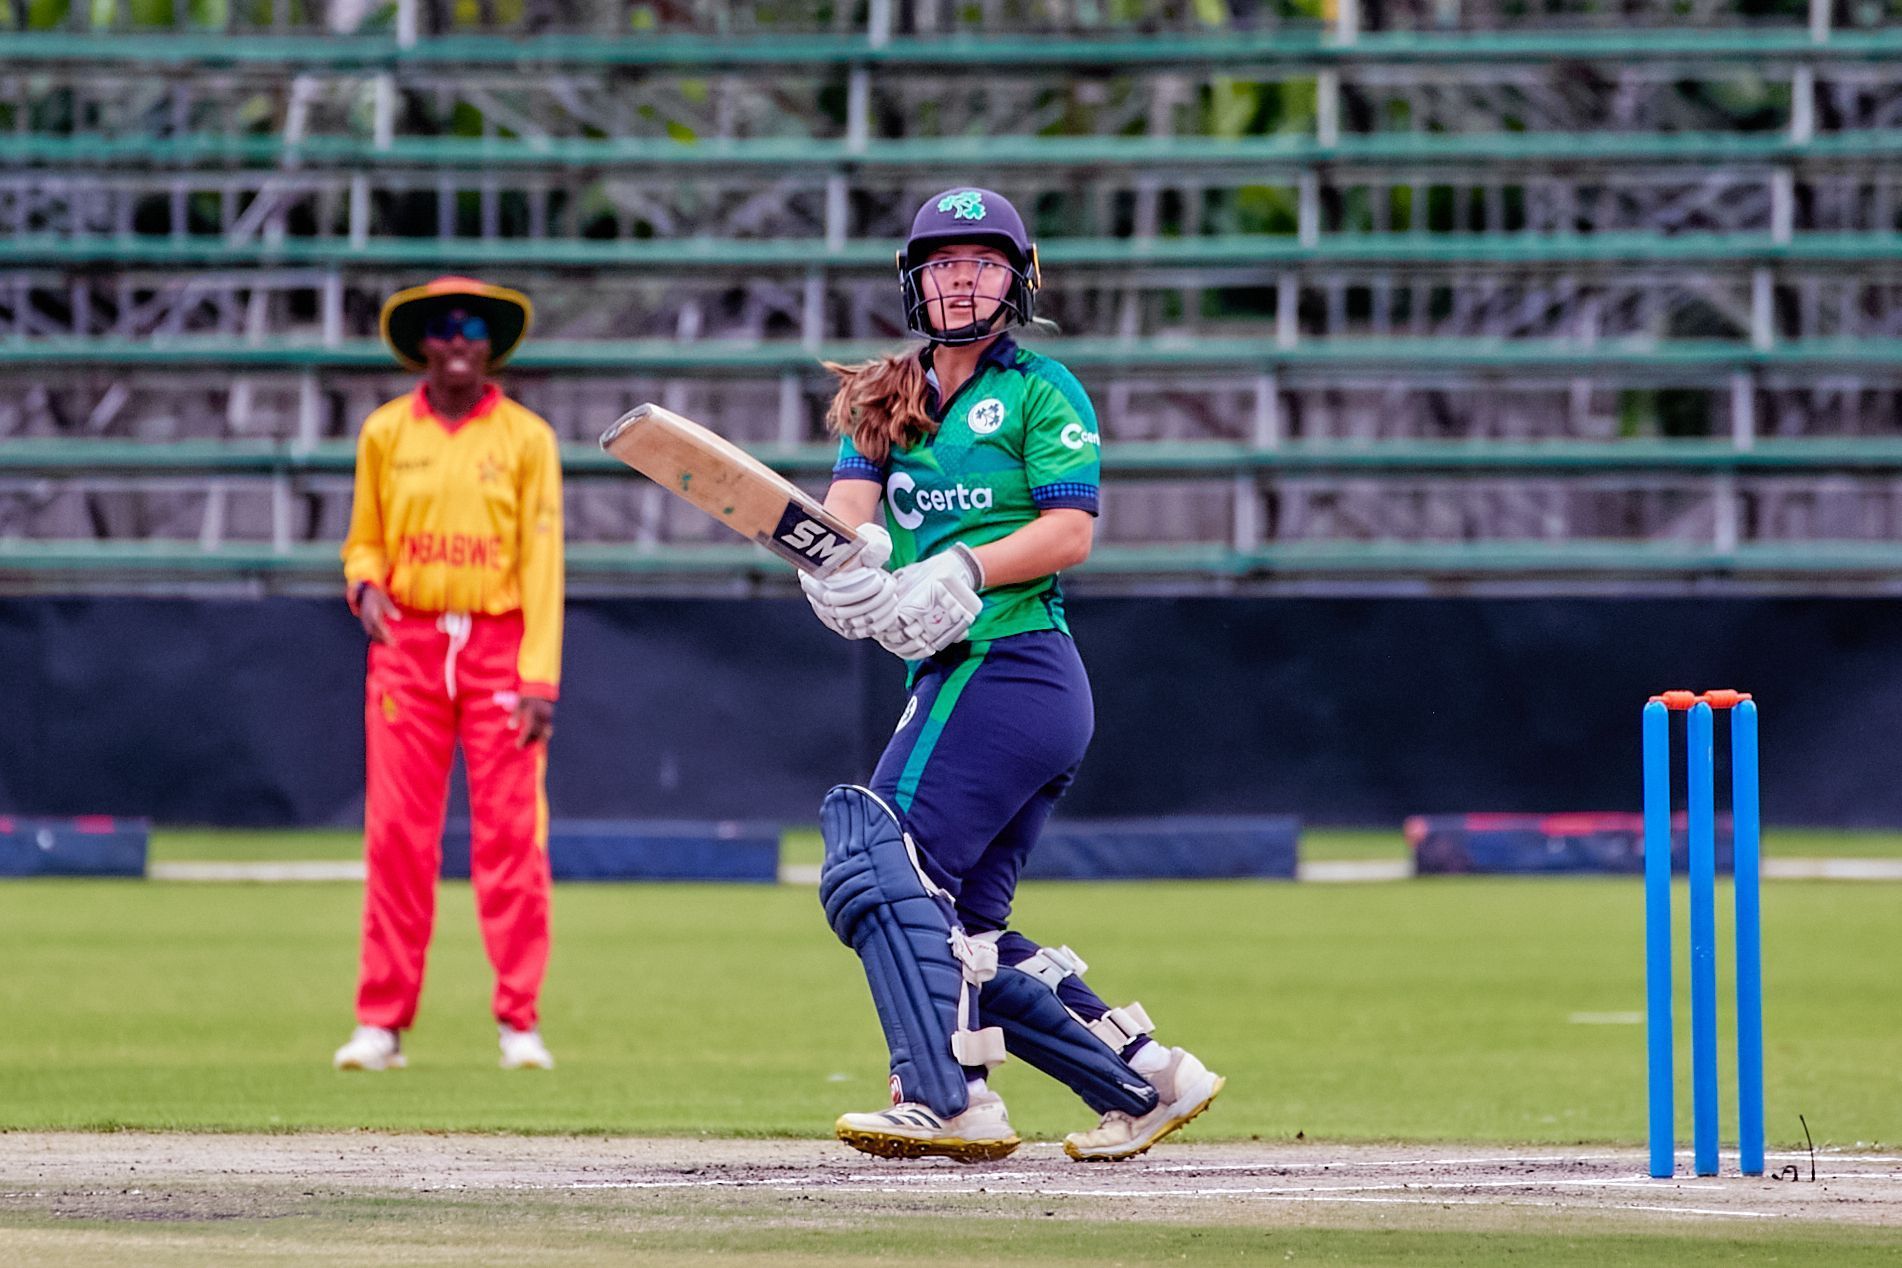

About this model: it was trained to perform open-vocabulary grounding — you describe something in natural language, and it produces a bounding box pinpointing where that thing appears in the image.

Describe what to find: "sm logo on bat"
[775,513,857,572]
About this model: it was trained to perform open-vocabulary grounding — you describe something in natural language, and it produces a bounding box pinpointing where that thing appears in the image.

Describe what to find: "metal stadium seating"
[2,0,1900,592]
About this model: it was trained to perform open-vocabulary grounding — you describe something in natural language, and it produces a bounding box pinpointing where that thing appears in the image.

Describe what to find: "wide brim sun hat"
[379,275,533,371]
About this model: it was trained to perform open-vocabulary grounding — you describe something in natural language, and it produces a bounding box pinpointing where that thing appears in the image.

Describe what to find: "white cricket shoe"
[1063,1046,1225,1162]
[499,1025,555,1070]
[333,1025,405,1072]
[836,1089,1020,1162]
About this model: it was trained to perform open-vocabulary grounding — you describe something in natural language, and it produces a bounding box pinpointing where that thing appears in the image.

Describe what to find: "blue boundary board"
[0,816,148,877]
[440,819,779,882]
[1408,813,1735,875]
[1026,816,1300,880]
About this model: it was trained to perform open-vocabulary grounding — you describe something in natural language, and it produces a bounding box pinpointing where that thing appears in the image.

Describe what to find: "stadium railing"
[7,539,1902,587]
[9,132,1902,171]
[7,437,1901,587]
[6,17,1897,590]
[11,232,1902,270]
[3,337,1897,375]
[9,437,1902,478]
[2,29,1898,70]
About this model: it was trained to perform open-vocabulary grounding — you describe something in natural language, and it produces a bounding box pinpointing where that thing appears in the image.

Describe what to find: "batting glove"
[876,544,985,661]
[800,523,898,639]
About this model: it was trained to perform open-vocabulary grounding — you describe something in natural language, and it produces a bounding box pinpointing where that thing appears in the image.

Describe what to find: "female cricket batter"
[332,276,564,1073]
[803,190,1223,1161]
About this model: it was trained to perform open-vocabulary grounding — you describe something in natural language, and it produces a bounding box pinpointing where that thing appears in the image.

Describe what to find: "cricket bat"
[599,403,865,576]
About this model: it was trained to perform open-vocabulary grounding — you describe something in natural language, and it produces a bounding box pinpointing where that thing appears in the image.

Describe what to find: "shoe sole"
[835,1123,1021,1164]
[333,1056,406,1072]
[1063,1074,1225,1162]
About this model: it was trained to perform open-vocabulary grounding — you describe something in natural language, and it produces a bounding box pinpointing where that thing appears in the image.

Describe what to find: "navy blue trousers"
[871,630,1090,929]
[869,630,1141,1054]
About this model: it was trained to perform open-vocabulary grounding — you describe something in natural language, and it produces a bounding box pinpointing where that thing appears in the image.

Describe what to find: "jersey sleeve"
[340,409,392,599]
[832,433,886,484]
[514,414,565,699]
[1022,366,1102,516]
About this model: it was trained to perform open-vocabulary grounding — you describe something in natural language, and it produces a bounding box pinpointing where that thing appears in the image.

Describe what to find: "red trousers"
[357,608,551,1033]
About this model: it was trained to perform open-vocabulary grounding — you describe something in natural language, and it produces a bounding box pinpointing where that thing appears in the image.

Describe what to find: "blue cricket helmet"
[898,187,1041,345]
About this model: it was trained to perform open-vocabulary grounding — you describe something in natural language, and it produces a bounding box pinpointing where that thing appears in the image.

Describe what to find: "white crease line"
[567,1174,1795,1201]
[149,860,365,883]
[559,1186,1765,1224]
[829,1154,1638,1182]
[845,1178,1676,1198]
[1296,860,1413,883]
[833,1172,1653,1190]
[1140,1154,1635,1174]
[840,1178,1049,1186]
[853,1187,1785,1218]
[1763,858,1902,881]
[569,1166,1898,1196]
[572,1179,769,1191]
[1614,1203,1781,1219]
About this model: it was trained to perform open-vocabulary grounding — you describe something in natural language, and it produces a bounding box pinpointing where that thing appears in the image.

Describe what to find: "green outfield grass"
[149,828,363,862]
[5,1199,1901,1268]
[1757,828,1902,858]
[0,870,1895,1148]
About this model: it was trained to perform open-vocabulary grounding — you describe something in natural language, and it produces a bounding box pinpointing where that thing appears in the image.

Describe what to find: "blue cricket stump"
[1688,700,1718,1176]
[1640,699,1674,1179]
[1732,699,1764,1177]
[1641,690,1764,1180]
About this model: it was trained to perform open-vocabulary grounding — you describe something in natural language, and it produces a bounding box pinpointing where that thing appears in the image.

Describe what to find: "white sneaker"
[836,1089,1020,1162]
[499,1025,554,1070]
[1063,1046,1224,1162]
[333,1025,405,1072]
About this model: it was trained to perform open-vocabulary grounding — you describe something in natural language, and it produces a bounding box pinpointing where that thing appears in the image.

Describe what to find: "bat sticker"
[772,506,859,573]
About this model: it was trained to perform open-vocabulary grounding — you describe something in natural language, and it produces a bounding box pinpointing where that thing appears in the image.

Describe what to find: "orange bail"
[1648,689,1754,711]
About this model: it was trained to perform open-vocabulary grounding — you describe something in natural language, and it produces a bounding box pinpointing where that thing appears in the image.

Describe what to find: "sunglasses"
[422,312,490,342]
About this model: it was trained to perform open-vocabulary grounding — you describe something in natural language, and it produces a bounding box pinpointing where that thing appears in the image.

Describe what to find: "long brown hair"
[822,349,935,466]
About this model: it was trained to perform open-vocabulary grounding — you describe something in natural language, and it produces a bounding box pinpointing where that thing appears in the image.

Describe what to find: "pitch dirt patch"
[2,1132,1896,1228]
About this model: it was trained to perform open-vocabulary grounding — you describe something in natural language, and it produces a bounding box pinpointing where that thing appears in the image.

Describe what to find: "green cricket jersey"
[833,335,1101,643]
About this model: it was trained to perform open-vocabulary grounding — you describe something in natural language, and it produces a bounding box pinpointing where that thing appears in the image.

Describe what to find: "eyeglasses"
[422,312,490,342]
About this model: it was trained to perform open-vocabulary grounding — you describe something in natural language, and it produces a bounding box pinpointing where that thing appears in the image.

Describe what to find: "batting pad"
[818,784,983,1119]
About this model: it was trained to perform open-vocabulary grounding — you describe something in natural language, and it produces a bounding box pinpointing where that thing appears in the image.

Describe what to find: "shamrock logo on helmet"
[937,191,988,221]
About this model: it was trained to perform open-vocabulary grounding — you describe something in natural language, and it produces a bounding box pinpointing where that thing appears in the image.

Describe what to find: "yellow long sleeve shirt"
[341,384,565,698]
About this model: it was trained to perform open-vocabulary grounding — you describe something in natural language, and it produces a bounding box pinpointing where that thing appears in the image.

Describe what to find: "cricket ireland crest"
[937,191,987,221]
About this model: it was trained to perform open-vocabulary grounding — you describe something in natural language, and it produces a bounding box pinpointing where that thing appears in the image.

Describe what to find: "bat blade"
[600,403,864,576]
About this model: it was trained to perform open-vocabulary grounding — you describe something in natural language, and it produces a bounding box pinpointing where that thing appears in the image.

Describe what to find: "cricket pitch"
[2,1133,1897,1266]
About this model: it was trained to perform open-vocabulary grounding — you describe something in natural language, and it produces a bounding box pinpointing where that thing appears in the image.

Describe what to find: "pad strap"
[950,1027,1009,1067]
[1011,942,1154,1052]
[1087,1002,1155,1050]
[1014,944,1087,988]
[977,964,1160,1117]
[949,928,1007,1071]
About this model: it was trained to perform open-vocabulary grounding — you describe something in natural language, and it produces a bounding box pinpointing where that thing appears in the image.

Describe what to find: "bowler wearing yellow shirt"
[332,276,565,1074]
